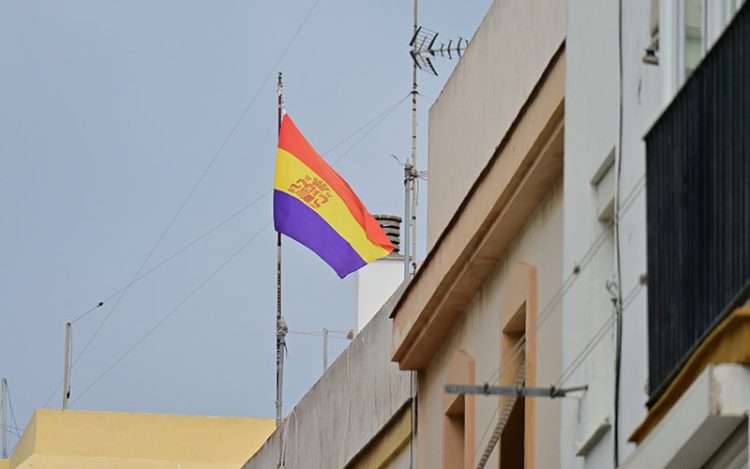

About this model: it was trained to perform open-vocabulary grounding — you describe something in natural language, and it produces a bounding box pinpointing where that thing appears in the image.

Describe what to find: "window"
[443,350,475,469]
[664,0,747,94]
[497,263,538,468]
[683,0,704,78]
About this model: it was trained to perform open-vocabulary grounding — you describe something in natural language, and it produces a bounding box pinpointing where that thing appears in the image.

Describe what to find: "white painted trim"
[622,364,750,469]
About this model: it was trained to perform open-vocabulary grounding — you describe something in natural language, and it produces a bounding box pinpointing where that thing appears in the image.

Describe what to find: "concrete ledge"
[630,306,750,443]
[622,364,750,469]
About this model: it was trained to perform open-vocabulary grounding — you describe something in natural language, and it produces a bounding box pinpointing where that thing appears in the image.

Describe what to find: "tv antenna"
[404,0,469,280]
[410,26,469,76]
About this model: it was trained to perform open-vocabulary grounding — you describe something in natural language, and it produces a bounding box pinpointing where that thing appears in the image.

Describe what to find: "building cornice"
[390,44,566,370]
[630,306,750,444]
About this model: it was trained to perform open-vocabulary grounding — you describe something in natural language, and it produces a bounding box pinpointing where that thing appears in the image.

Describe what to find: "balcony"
[645,3,750,404]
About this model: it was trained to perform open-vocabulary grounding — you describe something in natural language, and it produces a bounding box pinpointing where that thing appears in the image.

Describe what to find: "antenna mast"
[404,8,468,280]
[275,72,287,428]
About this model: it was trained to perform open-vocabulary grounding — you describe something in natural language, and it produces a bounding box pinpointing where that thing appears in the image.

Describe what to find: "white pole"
[409,0,419,276]
[2,378,8,458]
[323,328,329,371]
[62,323,71,410]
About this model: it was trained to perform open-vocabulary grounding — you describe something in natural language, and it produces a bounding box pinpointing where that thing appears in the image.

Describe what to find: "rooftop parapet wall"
[6,409,274,468]
[243,285,412,469]
[427,0,565,250]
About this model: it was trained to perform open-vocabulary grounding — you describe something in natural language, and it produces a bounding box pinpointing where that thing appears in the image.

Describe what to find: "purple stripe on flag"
[274,190,367,278]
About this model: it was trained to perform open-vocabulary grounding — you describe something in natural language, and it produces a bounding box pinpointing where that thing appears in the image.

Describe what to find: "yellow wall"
[7,409,274,468]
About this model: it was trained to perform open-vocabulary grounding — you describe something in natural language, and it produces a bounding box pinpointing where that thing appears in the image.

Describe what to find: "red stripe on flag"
[278,115,393,251]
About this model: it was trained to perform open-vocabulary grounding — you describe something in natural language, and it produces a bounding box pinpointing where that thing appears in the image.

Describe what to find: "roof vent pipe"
[373,214,402,255]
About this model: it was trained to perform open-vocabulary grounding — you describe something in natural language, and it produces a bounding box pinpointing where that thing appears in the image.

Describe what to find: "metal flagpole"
[276,72,286,428]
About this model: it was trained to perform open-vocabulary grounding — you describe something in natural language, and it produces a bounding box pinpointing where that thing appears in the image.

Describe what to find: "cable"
[64,0,326,384]
[555,281,645,389]
[67,93,409,330]
[473,403,500,461]
[5,381,22,454]
[65,93,406,328]
[469,176,646,460]
[322,93,410,158]
[287,331,351,340]
[39,93,409,409]
[614,1,625,465]
[329,93,411,166]
[482,174,645,387]
[416,92,434,107]
[69,222,271,407]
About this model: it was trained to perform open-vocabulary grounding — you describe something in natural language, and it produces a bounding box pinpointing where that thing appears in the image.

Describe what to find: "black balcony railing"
[645,3,750,404]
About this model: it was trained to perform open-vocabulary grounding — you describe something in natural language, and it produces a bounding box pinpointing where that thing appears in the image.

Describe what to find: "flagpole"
[276,72,285,428]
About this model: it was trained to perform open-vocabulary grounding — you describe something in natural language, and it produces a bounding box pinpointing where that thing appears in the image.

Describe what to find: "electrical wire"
[323,93,410,159]
[473,402,500,461]
[287,331,351,340]
[471,280,645,464]
[482,174,645,387]
[470,175,646,460]
[66,89,410,407]
[69,221,272,407]
[613,1,626,465]
[63,0,326,389]
[39,93,409,409]
[329,94,411,166]
[555,281,645,389]
[5,381,22,454]
[67,93,409,330]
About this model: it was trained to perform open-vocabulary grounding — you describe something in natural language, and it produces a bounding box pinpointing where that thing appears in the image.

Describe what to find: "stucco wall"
[5,409,273,469]
[426,0,566,250]
[418,183,563,468]
[562,0,658,467]
[355,256,404,332]
[243,288,412,469]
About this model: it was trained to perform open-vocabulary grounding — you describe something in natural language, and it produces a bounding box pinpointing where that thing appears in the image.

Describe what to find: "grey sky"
[0,0,491,442]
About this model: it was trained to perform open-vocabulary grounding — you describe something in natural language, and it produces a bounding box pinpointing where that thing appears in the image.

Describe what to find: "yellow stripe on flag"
[274,149,391,263]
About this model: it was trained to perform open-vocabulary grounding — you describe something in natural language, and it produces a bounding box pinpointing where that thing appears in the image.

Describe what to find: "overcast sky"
[0,0,492,443]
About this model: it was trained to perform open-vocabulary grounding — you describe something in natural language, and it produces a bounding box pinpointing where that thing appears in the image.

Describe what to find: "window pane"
[684,0,704,78]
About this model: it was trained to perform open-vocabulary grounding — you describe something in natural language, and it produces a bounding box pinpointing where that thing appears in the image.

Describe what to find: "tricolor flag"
[273,114,395,278]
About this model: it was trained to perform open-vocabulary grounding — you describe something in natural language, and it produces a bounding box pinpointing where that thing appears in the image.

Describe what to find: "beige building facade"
[0,409,273,469]
[390,0,567,465]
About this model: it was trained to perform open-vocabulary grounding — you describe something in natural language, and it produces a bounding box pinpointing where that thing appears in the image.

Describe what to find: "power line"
[323,94,410,159]
[470,175,646,459]
[473,402,500,461]
[483,174,645,386]
[63,0,326,388]
[4,381,22,454]
[555,280,645,389]
[68,93,412,404]
[39,92,409,409]
[68,93,409,329]
[69,221,272,407]
[329,94,411,166]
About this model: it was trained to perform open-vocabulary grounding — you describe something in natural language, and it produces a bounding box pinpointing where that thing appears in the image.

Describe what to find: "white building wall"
[242,288,411,469]
[355,256,404,332]
[617,0,661,462]
[563,0,660,467]
[418,184,563,469]
[562,1,621,467]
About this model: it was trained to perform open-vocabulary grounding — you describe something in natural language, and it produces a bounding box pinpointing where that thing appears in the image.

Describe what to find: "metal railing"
[645,2,750,404]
